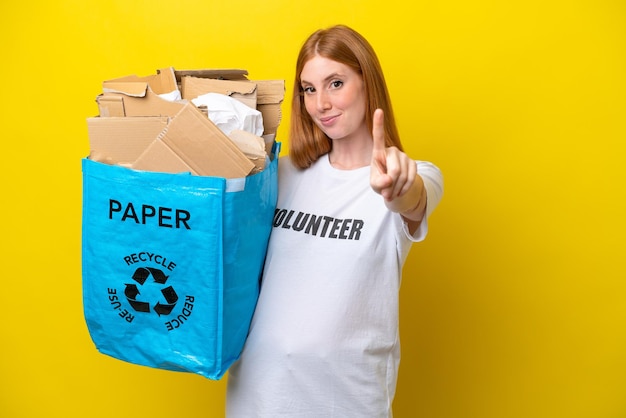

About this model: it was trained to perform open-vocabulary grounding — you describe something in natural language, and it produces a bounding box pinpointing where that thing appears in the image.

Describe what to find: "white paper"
[158,89,182,102]
[192,92,264,136]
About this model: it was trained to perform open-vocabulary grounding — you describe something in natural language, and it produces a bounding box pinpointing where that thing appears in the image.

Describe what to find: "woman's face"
[300,55,369,142]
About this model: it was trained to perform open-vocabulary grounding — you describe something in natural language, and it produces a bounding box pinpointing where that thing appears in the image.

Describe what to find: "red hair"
[289,25,403,169]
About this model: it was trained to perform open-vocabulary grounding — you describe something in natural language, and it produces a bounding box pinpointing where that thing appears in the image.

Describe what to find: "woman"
[226,25,443,417]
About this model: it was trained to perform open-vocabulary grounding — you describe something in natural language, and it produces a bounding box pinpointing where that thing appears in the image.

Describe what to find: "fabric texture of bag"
[81,143,279,379]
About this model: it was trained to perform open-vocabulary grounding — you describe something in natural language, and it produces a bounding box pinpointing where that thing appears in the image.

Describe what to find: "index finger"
[372,108,385,152]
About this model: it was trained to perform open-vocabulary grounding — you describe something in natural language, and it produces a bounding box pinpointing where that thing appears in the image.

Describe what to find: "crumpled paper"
[192,92,264,136]
[158,89,182,102]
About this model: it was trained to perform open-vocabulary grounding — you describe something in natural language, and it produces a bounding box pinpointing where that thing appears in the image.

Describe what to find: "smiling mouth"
[319,115,339,125]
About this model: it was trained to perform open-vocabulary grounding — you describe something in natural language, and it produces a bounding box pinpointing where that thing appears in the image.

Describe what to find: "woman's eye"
[330,80,343,89]
[302,86,315,94]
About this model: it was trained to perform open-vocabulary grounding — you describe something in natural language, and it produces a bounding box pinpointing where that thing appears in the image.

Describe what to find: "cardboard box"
[87,67,285,178]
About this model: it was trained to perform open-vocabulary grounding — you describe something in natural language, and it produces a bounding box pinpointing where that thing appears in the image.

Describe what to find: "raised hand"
[370,109,419,211]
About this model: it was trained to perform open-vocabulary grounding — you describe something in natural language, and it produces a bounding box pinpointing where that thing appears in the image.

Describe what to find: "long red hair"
[289,25,403,169]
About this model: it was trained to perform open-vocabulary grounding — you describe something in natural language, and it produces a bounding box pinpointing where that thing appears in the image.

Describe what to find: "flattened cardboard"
[97,88,185,117]
[99,67,184,117]
[181,76,258,109]
[96,95,126,117]
[88,68,284,178]
[256,80,285,104]
[255,79,285,135]
[87,116,169,165]
[157,103,254,178]
[132,138,196,174]
[175,69,249,82]
[103,67,178,95]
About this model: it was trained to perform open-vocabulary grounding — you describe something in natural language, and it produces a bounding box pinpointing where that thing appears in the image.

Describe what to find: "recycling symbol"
[124,267,178,316]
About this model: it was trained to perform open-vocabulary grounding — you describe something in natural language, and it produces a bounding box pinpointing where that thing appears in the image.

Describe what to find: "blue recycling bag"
[81,143,279,379]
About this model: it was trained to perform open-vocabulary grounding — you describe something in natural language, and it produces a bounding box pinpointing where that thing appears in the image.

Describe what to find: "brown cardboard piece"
[98,67,185,117]
[131,137,197,175]
[87,116,169,165]
[181,77,258,109]
[103,67,178,95]
[256,79,285,136]
[133,103,255,178]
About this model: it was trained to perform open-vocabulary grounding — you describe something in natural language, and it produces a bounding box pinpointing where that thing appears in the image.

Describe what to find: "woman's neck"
[328,140,372,170]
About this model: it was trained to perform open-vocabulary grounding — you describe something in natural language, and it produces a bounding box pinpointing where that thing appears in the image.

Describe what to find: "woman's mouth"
[319,115,339,126]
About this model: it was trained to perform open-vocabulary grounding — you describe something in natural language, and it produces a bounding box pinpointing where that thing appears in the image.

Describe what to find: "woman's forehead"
[300,56,357,84]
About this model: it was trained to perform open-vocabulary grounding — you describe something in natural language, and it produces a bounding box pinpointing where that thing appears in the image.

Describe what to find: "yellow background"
[1,0,625,417]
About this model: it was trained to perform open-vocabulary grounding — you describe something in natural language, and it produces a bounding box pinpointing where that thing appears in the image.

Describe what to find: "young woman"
[226,25,444,417]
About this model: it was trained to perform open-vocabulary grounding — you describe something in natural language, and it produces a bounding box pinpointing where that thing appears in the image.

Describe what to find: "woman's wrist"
[384,174,427,220]
[400,181,427,221]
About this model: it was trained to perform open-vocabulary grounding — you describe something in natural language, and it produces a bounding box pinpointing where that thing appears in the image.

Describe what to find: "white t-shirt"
[226,154,443,418]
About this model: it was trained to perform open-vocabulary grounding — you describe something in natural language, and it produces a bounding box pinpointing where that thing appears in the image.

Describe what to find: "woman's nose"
[316,90,331,111]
